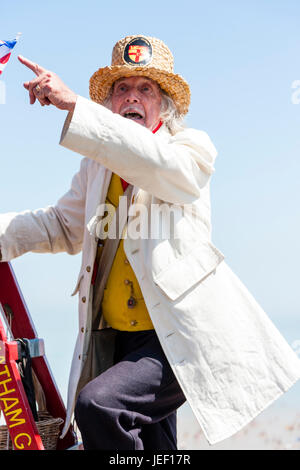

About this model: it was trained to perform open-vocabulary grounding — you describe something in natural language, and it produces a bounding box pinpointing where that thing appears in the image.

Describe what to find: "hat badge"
[123,37,152,66]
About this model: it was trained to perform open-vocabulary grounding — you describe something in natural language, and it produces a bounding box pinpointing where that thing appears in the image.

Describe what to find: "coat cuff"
[59,95,112,160]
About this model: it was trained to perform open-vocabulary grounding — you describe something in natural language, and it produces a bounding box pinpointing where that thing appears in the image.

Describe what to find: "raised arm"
[60,97,217,204]
[18,56,217,205]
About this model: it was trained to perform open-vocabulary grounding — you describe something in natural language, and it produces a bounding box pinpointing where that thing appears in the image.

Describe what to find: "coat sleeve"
[60,96,218,205]
[0,158,88,262]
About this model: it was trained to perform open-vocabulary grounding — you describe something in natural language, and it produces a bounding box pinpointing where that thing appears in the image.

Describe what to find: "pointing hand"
[18,55,77,111]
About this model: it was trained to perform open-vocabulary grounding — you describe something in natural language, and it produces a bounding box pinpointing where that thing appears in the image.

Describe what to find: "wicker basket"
[0,411,64,450]
[0,424,10,450]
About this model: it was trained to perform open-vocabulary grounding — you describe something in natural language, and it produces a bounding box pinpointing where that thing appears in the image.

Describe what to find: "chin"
[129,118,147,127]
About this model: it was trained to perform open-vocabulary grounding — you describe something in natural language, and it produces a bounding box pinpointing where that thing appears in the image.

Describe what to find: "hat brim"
[89,65,191,115]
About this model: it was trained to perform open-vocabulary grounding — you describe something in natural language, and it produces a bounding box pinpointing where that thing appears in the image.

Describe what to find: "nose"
[125,88,140,103]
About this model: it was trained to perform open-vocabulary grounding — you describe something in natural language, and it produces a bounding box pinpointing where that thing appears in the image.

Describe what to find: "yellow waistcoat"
[96,173,154,331]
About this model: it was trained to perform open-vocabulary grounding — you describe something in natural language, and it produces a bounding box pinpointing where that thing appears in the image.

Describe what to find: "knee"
[74,383,95,425]
[74,380,114,425]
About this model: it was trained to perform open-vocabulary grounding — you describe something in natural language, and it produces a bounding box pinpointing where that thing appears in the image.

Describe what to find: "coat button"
[127,296,137,308]
[124,259,129,265]
[124,279,130,285]
[82,296,86,303]
[81,327,84,333]
[130,320,138,326]
[86,266,91,273]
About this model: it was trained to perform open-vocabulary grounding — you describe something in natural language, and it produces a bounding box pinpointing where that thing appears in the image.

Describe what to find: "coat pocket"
[152,240,224,301]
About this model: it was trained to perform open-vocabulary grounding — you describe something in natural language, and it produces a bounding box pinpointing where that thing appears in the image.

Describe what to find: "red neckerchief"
[120,121,163,191]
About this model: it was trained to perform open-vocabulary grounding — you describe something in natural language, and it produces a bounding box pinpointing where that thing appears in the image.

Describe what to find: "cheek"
[111,96,120,113]
[147,100,161,120]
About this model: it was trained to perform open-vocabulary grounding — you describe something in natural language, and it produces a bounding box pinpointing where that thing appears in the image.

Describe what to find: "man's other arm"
[0,158,87,262]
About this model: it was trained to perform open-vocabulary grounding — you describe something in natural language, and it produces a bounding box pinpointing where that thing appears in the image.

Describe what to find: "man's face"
[111,76,162,131]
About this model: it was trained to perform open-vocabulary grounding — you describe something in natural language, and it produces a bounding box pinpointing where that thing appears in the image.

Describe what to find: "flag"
[0,33,21,76]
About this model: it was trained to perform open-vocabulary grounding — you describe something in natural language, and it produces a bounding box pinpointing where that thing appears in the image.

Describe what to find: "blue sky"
[0,0,299,418]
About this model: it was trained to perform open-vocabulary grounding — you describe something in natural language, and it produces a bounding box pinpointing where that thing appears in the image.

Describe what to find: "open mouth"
[123,112,144,121]
[120,107,145,123]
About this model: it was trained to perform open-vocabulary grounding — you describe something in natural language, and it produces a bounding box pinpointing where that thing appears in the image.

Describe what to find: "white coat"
[0,96,299,445]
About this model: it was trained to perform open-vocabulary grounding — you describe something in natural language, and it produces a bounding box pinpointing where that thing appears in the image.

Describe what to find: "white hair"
[159,89,185,135]
[102,79,185,135]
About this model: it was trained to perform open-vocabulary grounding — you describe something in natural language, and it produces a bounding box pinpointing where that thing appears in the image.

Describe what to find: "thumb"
[23,82,29,90]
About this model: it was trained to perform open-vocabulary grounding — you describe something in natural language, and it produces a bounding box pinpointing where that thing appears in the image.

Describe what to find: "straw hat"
[89,35,191,115]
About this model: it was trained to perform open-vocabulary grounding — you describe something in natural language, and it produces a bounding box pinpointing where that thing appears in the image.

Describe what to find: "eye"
[116,84,127,93]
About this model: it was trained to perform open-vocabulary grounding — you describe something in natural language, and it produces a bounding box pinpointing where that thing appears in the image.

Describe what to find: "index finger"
[18,55,47,76]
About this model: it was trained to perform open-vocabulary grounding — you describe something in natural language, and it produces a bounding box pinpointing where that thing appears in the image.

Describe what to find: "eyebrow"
[114,77,154,87]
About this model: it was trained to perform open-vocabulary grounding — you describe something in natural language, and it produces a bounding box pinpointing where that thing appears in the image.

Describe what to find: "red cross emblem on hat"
[124,37,152,66]
[128,45,149,63]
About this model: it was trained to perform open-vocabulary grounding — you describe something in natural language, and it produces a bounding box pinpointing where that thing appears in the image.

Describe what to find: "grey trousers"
[75,329,186,450]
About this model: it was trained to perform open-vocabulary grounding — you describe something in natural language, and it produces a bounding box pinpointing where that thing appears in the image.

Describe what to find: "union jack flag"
[0,33,21,76]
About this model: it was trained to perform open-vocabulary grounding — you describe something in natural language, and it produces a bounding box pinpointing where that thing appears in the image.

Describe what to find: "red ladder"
[0,262,76,450]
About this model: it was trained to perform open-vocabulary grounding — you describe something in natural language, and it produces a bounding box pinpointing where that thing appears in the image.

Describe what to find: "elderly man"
[1,35,300,450]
